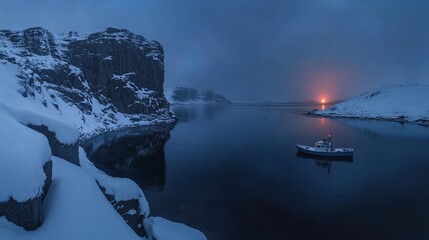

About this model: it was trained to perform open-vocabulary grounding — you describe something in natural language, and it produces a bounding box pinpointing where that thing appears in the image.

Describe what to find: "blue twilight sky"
[1,0,429,102]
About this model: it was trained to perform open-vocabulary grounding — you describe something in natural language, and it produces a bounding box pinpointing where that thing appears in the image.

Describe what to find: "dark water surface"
[83,104,429,240]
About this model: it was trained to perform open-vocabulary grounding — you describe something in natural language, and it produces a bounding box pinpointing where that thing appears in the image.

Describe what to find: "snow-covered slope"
[0,157,141,240]
[0,60,74,208]
[146,217,207,240]
[0,114,51,203]
[313,84,429,125]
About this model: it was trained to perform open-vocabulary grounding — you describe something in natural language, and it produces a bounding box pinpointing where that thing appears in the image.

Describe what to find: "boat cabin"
[315,140,332,152]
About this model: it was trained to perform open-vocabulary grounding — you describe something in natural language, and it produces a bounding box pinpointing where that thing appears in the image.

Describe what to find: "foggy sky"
[1,0,429,102]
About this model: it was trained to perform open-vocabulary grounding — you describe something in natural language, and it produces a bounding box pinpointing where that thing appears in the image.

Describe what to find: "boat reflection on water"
[296,151,353,175]
[82,125,173,192]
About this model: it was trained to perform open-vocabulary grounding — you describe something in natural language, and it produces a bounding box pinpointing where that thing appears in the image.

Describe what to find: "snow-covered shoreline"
[311,84,429,126]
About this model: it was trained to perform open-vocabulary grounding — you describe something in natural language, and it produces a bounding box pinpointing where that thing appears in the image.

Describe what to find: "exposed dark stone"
[66,31,167,113]
[98,185,147,238]
[27,124,79,165]
[41,160,52,202]
[0,160,52,230]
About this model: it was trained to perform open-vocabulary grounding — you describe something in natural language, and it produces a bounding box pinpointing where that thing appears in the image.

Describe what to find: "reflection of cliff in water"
[82,126,173,192]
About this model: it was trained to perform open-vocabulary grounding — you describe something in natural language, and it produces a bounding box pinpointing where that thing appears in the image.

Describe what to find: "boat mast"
[329,119,333,151]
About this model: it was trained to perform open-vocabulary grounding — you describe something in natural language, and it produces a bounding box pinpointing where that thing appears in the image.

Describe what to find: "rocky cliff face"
[0,27,174,136]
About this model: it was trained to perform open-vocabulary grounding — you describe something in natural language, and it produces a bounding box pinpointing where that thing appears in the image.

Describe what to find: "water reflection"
[82,125,173,192]
[80,105,429,239]
[334,117,429,139]
[172,104,228,122]
[296,152,353,175]
[315,160,332,175]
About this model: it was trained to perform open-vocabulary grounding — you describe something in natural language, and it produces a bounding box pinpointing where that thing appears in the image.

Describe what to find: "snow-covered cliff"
[313,84,429,125]
[0,27,175,138]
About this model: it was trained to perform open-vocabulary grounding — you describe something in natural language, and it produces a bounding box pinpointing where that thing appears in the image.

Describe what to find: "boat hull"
[296,144,353,157]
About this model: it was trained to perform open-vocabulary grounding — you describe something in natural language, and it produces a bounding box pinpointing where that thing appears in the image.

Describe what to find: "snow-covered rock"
[0,116,51,202]
[145,217,207,240]
[0,157,141,240]
[0,114,52,230]
[313,84,429,125]
[79,147,149,237]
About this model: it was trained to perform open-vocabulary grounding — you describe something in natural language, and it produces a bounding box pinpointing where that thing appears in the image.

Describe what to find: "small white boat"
[296,134,353,157]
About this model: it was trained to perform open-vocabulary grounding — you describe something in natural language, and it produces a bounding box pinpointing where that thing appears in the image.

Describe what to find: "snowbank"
[0,157,140,240]
[313,84,429,124]
[0,115,51,202]
[145,217,207,240]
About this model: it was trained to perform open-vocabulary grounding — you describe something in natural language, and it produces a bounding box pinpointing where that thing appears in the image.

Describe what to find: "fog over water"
[2,0,429,101]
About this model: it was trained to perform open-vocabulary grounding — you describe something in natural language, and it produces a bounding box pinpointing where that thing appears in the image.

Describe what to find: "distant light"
[321,99,326,104]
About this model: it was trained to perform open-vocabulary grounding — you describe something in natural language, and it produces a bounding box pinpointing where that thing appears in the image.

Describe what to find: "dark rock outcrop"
[98,185,147,238]
[0,160,52,230]
[171,87,231,104]
[172,87,200,102]
[202,89,231,103]
[66,27,168,114]
[27,124,79,165]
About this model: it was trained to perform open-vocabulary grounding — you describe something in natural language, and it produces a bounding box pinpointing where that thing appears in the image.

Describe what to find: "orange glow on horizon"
[299,66,355,103]
[321,99,326,104]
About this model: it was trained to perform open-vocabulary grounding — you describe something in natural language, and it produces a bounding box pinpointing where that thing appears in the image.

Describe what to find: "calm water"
[83,104,429,240]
